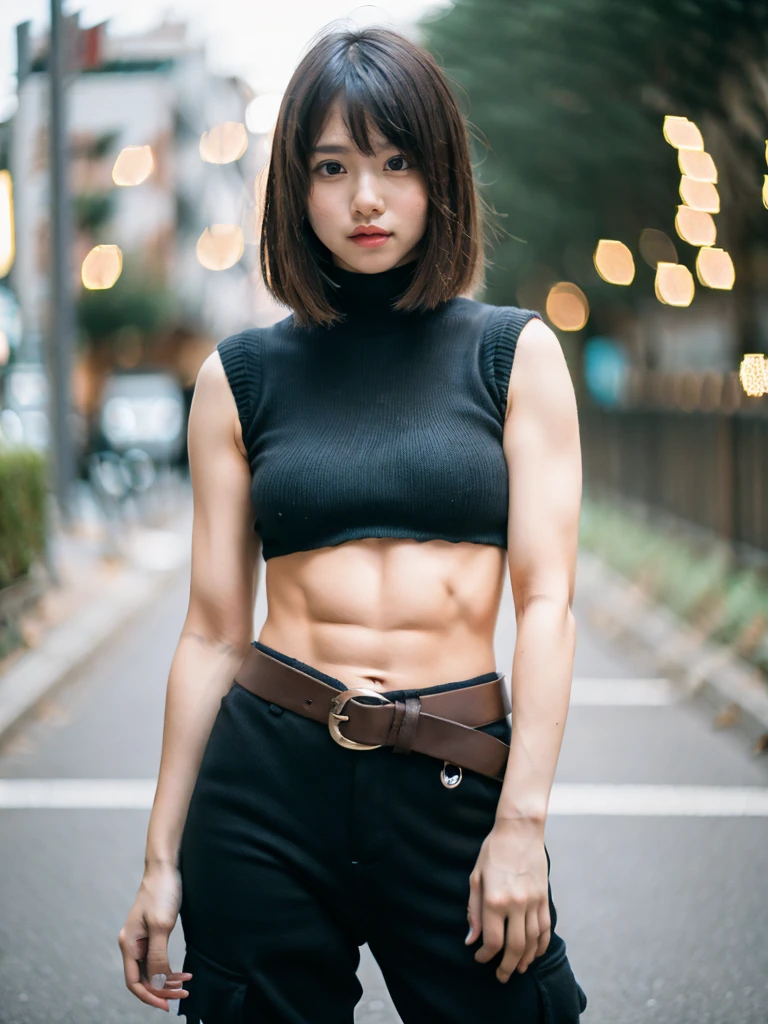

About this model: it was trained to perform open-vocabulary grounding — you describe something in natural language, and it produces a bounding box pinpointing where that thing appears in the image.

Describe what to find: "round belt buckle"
[440,761,463,788]
[328,687,392,750]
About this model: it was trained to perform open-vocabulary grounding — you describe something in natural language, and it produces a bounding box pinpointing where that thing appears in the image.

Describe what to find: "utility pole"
[48,0,76,525]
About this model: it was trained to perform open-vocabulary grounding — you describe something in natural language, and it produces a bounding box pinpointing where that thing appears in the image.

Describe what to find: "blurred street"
[0,528,767,1024]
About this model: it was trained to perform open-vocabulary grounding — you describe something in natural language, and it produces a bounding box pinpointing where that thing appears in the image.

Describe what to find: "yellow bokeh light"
[0,170,15,279]
[81,244,123,290]
[675,206,716,247]
[678,149,717,183]
[762,175,768,210]
[196,225,244,270]
[679,176,719,213]
[545,282,589,331]
[663,115,704,151]
[696,248,735,290]
[112,145,154,186]
[655,262,694,306]
[639,228,677,268]
[593,239,635,285]
[199,123,248,164]
[739,354,768,397]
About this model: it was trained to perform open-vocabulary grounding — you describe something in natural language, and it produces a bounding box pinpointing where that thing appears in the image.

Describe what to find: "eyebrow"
[310,141,396,155]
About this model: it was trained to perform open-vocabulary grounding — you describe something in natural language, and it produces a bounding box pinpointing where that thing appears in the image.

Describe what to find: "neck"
[320,254,420,322]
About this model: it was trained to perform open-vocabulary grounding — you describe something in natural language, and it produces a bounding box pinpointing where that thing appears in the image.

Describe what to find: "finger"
[495,904,526,982]
[536,902,552,958]
[145,922,174,995]
[123,960,173,1012]
[515,907,541,974]
[475,899,505,964]
[120,936,171,1010]
[465,873,483,945]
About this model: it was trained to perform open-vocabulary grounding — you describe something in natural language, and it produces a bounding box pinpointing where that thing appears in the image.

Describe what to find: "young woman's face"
[306,98,429,273]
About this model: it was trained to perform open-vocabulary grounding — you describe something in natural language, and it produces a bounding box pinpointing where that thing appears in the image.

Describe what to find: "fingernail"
[464,926,472,944]
[151,973,167,989]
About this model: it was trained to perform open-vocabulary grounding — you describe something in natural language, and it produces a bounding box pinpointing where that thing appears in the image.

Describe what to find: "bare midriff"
[257,536,507,693]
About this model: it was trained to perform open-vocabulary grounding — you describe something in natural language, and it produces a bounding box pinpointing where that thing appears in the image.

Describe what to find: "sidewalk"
[0,473,192,744]
[577,550,768,754]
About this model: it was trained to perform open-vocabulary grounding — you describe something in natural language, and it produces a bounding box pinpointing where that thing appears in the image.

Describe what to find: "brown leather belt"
[233,645,512,784]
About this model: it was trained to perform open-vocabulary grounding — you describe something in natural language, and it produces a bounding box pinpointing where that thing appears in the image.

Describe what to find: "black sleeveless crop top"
[216,257,542,560]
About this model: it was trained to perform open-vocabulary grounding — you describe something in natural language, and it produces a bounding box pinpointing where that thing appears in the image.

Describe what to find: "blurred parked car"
[0,360,87,460]
[96,369,187,465]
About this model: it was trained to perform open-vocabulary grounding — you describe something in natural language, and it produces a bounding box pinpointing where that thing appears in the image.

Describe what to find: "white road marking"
[0,779,157,808]
[549,784,768,816]
[569,678,680,706]
[2,779,768,815]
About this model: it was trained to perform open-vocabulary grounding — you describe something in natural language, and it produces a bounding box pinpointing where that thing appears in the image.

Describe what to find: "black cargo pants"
[177,640,588,1023]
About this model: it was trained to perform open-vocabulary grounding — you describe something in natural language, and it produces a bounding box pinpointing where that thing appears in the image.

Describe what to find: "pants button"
[268,703,284,716]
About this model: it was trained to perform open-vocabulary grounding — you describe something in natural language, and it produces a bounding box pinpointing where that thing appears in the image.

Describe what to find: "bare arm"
[466,315,582,984]
[145,349,261,867]
[496,316,582,824]
[119,348,260,1010]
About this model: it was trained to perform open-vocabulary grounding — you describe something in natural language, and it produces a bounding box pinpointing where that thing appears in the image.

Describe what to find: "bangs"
[303,63,423,164]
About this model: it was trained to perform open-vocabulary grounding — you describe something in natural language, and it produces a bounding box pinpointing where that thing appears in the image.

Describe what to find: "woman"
[118,24,587,1024]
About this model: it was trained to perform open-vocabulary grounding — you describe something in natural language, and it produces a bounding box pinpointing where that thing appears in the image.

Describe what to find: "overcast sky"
[1,0,451,118]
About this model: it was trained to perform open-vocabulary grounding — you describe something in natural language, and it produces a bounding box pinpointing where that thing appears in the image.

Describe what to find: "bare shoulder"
[190,348,246,458]
[505,315,576,426]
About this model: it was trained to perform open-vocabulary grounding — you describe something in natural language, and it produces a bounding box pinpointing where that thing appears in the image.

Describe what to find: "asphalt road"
[0,558,767,1024]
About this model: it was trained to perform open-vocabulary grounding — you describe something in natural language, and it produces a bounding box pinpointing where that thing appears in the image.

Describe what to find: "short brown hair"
[260,25,486,329]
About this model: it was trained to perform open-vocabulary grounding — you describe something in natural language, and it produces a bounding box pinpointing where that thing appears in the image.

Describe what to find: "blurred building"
[10,17,262,368]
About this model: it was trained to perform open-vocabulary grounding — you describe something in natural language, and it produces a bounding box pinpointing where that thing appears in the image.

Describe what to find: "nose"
[351,170,384,216]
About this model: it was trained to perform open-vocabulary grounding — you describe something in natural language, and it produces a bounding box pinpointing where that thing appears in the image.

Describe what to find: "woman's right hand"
[118,862,193,1012]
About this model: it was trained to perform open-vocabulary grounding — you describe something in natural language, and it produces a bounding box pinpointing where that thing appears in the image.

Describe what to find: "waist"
[234,642,513,781]
[261,537,505,690]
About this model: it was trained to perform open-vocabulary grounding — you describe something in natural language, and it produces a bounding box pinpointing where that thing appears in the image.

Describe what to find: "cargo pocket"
[176,943,251,1023]
[530,947,588,1022]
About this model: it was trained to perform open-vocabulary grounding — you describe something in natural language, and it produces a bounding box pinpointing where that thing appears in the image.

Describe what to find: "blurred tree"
[73,192,114,234]
[77,271,176,358]
[420,0,768,356]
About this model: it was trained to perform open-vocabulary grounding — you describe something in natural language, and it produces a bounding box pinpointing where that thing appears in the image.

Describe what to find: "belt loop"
[392,695,421,755]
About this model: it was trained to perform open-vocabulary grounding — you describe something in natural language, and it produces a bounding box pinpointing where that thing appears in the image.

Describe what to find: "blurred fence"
[580,404,768,558]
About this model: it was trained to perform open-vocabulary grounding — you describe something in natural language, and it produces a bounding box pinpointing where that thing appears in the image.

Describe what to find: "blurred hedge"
[579,490,768,677]
[0,448,48,588]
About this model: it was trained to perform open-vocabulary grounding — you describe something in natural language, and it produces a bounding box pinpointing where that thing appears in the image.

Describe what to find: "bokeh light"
[81,244,123,290]
[196,225,244,270]
[679,176,720,213]
[545,282,589,331]
[675,206,717,246]
[593,240,635,285]
[739,354,768,397]
[112,145,154,186]
[245,94,283,135]
[199,123,249,164]
[639,228,678,268]
[663,115,704,151]
[655,262,695,306]
[0,170,15,279]
[678,149,717,183]
[696,247,735,290]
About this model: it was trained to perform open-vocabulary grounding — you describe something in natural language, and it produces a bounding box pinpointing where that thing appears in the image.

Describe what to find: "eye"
[316,161,345,177]
[386,154,410,171]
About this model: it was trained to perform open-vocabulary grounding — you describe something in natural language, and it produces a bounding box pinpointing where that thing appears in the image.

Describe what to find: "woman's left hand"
[465,816,551,983]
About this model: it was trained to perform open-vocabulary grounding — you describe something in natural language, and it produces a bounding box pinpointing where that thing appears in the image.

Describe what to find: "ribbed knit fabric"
[217,258,542,560]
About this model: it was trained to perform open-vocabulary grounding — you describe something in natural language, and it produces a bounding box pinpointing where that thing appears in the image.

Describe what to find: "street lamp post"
[48,0,76,525]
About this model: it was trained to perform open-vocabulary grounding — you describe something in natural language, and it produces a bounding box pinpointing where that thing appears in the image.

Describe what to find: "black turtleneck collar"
[320,254,419,321]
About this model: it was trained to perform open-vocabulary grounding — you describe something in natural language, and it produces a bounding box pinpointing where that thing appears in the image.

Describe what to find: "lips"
[350,227,391,237]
